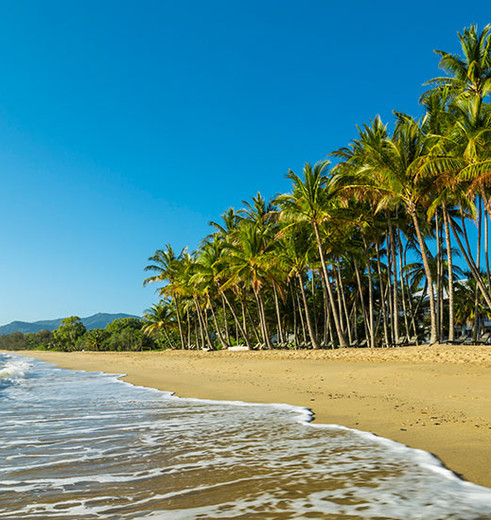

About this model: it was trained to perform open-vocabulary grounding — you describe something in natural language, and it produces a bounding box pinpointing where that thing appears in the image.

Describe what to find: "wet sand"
[16,345,491,488]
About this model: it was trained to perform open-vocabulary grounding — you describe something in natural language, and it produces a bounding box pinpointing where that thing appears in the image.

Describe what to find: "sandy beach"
[16,345,491,488]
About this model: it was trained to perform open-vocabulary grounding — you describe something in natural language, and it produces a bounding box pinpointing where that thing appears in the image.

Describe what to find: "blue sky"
[0,1,488,324]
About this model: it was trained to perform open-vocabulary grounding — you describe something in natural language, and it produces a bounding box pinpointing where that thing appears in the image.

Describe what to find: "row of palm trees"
[143,25,491,349]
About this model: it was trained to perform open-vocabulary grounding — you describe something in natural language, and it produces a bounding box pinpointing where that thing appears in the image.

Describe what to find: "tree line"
[0,316,156,352]
[142,25,491,350]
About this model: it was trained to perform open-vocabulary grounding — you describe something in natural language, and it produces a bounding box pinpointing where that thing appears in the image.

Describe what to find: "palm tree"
[423,24,491,101]
[143,244,187,349]
[142,300,177,349]
[333,115,440,343]
[276,223,320,348]
[222,221,279,349]
[276,161,348,347]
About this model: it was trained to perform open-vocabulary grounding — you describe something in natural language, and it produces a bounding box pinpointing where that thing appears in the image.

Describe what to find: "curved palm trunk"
[375,242,390,347]
[319,275,330,346]
[222,292,252,349]
[388,216,399,343]
[472,201,482,342]
[186,308,191,347]
[174,297,186,349]
[410,210,438,345]
[196,297,214,350]
[452,217,491,308]
[209,300,229,349]
[486,208,491,292]
[311,274,319,339]
[313,222,347,347]
[335,263,352,344]
[253,289,272,349]
[297,272,320,349]
[162,325,177,349]
[221,296,230,345]
[272,284,285,345]
[296,290,308,344]
[403,242,419,338]
[362,238,375,348]
[480,190,491,290]
[436,213,444,342]
[193,297,206,349]
[353,258,369,341]
[442,205,455,342]
[245,300,262,344]
[290,281,299,348]
[397,229,410,341]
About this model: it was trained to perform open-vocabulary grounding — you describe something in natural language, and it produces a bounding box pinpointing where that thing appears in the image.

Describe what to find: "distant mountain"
[0,313,140,336]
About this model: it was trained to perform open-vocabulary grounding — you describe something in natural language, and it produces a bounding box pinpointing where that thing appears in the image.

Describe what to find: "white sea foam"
[0,357,31,382]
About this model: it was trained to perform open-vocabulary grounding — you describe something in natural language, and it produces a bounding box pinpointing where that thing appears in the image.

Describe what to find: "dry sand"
[16,345,491,488]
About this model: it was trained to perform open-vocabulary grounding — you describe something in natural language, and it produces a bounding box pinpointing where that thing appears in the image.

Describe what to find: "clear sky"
[0,1,489,324]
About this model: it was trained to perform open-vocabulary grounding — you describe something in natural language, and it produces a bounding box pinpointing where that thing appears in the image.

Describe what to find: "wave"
[0,356,32,388]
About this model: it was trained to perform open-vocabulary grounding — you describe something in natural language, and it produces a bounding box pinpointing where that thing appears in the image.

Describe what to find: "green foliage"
[0,330,54,351]
[0,317,156,352]
[105,327,152,351]
[53,316,87,351]
[105,317,142,334]
[76,328,109,351]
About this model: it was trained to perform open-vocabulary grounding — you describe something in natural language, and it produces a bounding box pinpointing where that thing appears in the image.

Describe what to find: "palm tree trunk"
[290,281,299,348]
[335,263,352,344]
[209,300,228,349]
[295,287,308,345]
[194,314,200,349]
[174,297,186,350]
[221,295,230,345]
[375,242,390,347]
[311,274,319,339]
[397,229,410,341]
[222,292,252,348]
[194,297,206,349]
[297,272,320,349]
[319,275,330,346]
[245,299,261,344]
[486,206,491,292]
[200,300,214,349]
[442,205,455,342]
[452,217,491,308]
[272,284,285,345]
[435,212,442,341]
[186,308,191,348]
[254,289,272,349]
[313,222,348,347]
[403,241,419,338]
[480,190,491,290]
[410,210,438,344]
[353,258,369,341]
[472,200,482,342]
[386,230,395,344]
[388,216,399,343]
[162,326,176,349]
[362,237,375,348]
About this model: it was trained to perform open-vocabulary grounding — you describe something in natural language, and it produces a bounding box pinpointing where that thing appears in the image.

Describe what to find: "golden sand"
[17,345,491,488]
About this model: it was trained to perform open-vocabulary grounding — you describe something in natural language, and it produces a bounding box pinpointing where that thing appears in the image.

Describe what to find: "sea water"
[1,353,490,520]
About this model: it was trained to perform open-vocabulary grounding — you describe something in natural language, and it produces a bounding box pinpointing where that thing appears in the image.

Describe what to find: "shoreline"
[11,346,491,488]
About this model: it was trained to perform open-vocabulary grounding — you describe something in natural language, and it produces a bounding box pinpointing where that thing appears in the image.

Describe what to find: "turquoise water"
[1,353,490,519]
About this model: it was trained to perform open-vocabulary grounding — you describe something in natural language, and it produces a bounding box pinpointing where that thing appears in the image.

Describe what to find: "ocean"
[1,352,490,520]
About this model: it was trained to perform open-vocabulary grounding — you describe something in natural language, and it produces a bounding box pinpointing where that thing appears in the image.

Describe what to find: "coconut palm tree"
[143,245,188,349]
[142,300,178,349]
[423,24,491,102]
[276,161,348,347]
